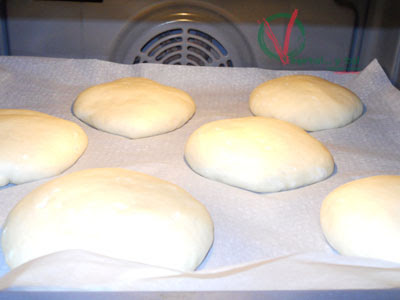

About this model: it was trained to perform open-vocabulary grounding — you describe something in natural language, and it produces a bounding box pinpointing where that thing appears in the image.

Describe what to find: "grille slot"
[163,54,182,64]
[187,46,212,63]
[188,29,228,56]
[148,37,183,57]
[187,54,205,66]
[140,28,183,53]
[188,37,220,59]
[155,45,182,61]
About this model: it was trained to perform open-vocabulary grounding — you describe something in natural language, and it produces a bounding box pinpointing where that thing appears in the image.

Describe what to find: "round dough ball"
[184,116,334,193]
[0,109,88,186]
[249,75,363,131]
[73,77,196,139]
[1,168,214,271]
[320,175,400,263]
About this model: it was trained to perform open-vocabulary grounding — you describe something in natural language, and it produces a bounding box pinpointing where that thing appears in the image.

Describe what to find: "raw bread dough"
[320,175,400,263]
[0,109,88,186]
[184,116,334,193]
[73,77,195,138]
[1,168,214,271]
[249,75,363,131]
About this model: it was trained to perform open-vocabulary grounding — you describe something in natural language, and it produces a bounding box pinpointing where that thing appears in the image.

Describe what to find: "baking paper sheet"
[0,56,399,291]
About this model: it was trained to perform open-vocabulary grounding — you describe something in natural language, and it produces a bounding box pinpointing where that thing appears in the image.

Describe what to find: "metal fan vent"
[110,2,255,67]
[133,28,234,67]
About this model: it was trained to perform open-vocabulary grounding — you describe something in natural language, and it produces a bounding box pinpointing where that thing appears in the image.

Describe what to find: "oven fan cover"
[133,26,234,67]
[110,2,254,67]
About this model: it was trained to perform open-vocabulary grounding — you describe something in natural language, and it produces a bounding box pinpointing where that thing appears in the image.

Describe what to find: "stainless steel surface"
[8,0,398,88]
[5,0,355,69]
[109,2,253,67]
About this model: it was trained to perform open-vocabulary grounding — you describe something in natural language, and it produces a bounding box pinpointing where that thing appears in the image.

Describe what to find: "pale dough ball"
[320,175,400,263]
[184,116,334,193]
[0,109,88,186]
[1,168,214,271]
[73,77,196,138]
[249,75,363,131]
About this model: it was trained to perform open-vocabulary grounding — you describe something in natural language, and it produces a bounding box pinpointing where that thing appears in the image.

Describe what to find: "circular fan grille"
[133,28,234,67]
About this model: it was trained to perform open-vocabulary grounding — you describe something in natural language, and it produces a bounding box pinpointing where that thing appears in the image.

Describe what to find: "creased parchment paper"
[0,57,399,291]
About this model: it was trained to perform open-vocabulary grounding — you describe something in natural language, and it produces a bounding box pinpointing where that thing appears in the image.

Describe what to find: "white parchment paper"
[0,56,399,291]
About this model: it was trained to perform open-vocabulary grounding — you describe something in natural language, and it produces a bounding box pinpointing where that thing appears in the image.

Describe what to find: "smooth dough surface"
[73,77,196,138]
[249,75,363,131]
[1,168,214,271]
[0,109,88,186]
[320,175,400,263]
[184,116,334,193]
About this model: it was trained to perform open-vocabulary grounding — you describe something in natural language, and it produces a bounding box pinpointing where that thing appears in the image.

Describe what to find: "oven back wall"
[3,0,400,86]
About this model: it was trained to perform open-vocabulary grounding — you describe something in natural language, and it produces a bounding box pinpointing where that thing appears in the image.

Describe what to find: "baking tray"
[0,56,399,292]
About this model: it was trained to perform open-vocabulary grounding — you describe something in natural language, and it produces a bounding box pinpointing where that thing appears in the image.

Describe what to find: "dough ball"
[0,109,88,186]
[320,175,400,263]
[1,168,214,271]
[249,75,363,131]
[184,116,334,193]
[73,77,196,139]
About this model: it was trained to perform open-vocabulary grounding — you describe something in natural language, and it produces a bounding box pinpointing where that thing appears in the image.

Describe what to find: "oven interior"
[0,0,399,87]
